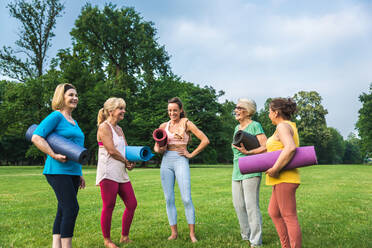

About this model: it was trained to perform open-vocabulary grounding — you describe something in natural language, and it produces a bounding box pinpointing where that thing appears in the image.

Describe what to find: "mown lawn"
[0,165,371,248]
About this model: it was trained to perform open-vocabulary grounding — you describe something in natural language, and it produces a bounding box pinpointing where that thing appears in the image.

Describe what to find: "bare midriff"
[167,144,187,151]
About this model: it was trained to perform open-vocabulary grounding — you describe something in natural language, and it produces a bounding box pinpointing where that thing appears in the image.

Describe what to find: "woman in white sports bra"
[154,97,210,243]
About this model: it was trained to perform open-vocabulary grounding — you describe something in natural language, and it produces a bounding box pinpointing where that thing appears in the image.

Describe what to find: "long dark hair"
[168,97,186,118]
[269,97,297,120]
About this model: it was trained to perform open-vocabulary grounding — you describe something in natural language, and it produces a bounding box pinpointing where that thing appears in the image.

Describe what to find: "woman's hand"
[125,161,136,170]
[158,145,167,154]
[265,167,280,178]
[32,135,67,162]
[79,176,86,189]
[52,154,67,163]
[178,148,193,158]
[232,143,250,155]
[154,141,167,154]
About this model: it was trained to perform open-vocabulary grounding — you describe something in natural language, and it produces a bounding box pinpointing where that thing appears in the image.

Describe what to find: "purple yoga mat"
[153,128,168,147]
[239,146,318,174]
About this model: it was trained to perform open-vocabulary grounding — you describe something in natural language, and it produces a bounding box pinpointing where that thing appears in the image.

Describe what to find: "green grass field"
[0,165,371,248]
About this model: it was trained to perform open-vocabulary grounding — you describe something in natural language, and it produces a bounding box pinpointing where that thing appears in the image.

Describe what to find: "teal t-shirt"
[33,111,84,176]
[232,121,264,181]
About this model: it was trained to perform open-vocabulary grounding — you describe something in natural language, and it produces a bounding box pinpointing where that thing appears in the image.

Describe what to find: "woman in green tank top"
[231,98,267,248]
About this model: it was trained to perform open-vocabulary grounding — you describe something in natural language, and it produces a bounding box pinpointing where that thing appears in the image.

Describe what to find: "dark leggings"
[45,174,80,238]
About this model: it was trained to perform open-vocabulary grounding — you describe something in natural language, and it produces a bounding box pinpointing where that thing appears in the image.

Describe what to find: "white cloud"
[155,2,372,137]
[2,0,370,137]
[257,6,371,59]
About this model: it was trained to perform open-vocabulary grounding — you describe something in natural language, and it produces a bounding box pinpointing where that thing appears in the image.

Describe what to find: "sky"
[1,0,371,138]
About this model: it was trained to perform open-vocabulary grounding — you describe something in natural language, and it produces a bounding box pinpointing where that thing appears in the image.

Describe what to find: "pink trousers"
[99,179,137,238]
[268,183,302,248]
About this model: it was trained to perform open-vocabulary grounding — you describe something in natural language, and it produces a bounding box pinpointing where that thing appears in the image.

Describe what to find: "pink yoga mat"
[153,128,167,147]
[239,146,318,174]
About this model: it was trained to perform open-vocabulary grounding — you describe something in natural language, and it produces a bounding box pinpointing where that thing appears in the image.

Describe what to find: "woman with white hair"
[96,97,137,248]
[231,98,267,248]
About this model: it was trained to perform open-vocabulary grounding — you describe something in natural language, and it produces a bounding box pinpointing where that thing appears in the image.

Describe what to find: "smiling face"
[168,103,182,121]
[63,88,78,110]
[234,103,249,121]
[110,105,126,121]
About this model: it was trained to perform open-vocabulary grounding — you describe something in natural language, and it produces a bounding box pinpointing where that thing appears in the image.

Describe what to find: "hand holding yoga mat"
[125,146,153,162]
[233,130,260,150]
[25,124,89,165]
[153,128,168,147]
[239,146,317,174]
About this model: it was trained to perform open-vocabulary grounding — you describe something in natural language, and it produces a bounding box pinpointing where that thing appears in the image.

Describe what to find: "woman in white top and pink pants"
[96,97,136,248]
[154,97,210,243]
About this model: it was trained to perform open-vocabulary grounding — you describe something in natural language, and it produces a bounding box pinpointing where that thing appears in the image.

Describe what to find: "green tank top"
[232,121,265,181]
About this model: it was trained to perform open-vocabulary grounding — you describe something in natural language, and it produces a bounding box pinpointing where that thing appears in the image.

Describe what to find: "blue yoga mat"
[125,146,154,162]
[25,124,89,165]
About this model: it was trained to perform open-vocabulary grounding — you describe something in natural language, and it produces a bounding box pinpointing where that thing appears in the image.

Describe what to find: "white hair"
[237,98,256,117]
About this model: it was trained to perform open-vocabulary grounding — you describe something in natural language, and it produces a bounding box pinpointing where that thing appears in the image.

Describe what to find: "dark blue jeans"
[45,174,80,238]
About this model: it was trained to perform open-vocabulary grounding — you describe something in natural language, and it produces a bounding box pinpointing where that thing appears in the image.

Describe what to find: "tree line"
[0,0,368,165]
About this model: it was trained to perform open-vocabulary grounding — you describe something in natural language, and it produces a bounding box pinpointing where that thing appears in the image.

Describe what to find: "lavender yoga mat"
[25,124,89,165]
[239,146,318,174]
[153,128,167,147]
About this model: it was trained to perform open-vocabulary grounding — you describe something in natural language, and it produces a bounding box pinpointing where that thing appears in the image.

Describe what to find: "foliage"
[356,83,372,157]
[217,100,237,163]
[0,0,65,81]
[255,98,276,137]
[127,76,235,165]
[70,3,171,86]
[0,73,60,164]
[324,127,345,164]
[0,2,366,166]
[293,91,331,164]
[343,133,363,164]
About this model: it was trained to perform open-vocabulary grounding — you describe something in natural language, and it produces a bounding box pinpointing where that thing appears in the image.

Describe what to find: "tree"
[70,3,170,90]
[216,100,237,163]
[0,0,65,81]
[0,2,236,166]
[129,76,235,165]
[324,127,345,164]
[54,46,108,164]
[293,91,331,163]
[0,72,60,164]
[356,83,372,157]
[255,98,276,137]
[343,133,363,164]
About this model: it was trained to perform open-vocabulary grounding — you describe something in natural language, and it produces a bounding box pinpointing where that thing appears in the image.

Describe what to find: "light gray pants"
[232,177,262,246]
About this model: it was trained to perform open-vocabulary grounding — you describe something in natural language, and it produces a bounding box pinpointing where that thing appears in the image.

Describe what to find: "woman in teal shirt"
[232,98,267,248]
[32,83,85,248]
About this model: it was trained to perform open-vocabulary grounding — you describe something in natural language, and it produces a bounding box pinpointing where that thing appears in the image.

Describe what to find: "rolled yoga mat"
[233,130,260,150]
[25,124,89,165]
[239,146,318,174]
[153,128,168,147]
[125,146,154,162]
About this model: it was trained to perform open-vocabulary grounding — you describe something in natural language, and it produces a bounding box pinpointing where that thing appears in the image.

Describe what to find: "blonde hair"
[52,83,76,110]
[237,98,256,117]
[97,97,126,126]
